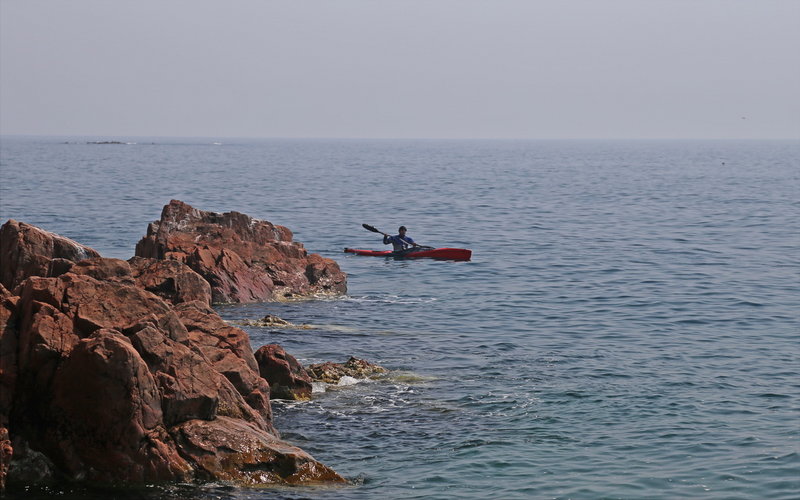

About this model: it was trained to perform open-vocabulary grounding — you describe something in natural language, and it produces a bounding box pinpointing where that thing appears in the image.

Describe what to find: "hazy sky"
[1,0,798,139]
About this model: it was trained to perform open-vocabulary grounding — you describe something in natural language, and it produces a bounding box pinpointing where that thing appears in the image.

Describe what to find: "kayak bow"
[344,247,472,261]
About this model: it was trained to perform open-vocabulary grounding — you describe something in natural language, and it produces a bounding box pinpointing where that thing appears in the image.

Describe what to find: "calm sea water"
[1,137,798,499]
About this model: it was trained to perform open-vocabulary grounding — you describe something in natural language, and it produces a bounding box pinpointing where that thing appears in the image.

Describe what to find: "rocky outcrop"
[134,200,347,303]
[0,220,100,291]
[308,357,388,384]
[0,220,346,488]
[255,344,313,400]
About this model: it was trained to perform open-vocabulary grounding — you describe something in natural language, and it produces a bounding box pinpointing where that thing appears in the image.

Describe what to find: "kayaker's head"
[398,226,407,236]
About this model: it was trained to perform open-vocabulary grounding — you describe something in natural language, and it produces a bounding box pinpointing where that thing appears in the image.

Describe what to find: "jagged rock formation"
[0,220,345,489]
[134,200,347,303]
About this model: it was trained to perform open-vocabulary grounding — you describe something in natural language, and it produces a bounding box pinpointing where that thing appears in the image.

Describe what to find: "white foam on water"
[337,375,361,386]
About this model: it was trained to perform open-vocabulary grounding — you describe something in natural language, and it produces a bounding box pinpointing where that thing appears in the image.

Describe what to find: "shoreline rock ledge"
[135,200,347,303]
[0,219,346,490]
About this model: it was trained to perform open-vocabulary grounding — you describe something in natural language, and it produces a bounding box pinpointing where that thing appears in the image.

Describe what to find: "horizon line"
[2,133,798,142]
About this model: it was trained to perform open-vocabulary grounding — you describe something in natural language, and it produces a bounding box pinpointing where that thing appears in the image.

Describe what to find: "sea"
[1,136,798,499]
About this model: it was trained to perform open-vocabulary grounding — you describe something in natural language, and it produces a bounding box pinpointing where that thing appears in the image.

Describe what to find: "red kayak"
[344,247,472,261]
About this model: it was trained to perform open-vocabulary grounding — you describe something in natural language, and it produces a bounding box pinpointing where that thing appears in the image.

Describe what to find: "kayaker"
[383,226,418,251]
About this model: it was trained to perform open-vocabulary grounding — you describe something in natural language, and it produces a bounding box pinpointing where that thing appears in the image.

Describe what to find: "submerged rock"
[134,200,347,303]
[308,357,388,384]
[0,220,345,489]
[234,314,314,329]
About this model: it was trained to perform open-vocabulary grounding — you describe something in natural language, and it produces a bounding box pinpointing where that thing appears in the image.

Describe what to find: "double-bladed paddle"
[362,223,432,250]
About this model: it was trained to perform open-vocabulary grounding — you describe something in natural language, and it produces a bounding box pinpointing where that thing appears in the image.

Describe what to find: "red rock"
[134,200,347,303]
[0,427,11,491]
[61,273,176,338]
[15,300,77,394]
[0,285,18,425]
[0,222,344,488]
[69,257,134,284]
[172,301,274,430]
[50,330,192,482]
[0,285,14,486]
[173,301,259,370]
[128,256,212,306]
[0,220,100,291]
[171,417,345,485]
[209,350,274,427]
[254,344,313,400]
[127,325,221,426]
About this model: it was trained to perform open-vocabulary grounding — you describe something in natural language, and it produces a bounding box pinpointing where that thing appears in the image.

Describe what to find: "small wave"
[756,392,791,399]
[732,300,765,307]
[673,318,712,325]
[310,370,431,395]
[345,294,438,304]
[384,371,436,383]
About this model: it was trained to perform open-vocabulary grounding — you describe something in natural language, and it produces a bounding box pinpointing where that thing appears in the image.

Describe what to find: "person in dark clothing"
[383,226,418,251]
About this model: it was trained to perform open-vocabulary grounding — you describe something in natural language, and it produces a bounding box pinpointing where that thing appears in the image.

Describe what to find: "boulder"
[254,344,313,400]
[134,200,347,303]
[0,220,100,291]
[171,417,345,485]
[308,357,388,384]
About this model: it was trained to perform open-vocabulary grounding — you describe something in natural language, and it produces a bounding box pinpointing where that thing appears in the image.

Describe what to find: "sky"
[1,0,798,139]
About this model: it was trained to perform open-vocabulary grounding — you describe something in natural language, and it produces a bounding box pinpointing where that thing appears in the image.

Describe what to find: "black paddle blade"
[362,223,380,233]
